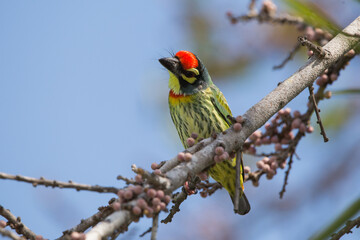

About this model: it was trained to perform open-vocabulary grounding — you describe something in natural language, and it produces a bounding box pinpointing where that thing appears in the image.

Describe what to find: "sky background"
[1,1,360,239]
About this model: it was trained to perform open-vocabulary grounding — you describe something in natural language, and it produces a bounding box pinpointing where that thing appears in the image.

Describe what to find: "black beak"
[159,57,180,73]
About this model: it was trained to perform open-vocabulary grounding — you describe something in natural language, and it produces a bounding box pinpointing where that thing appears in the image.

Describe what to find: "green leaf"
[282,0,341,35]
[321,103,352,129]
[310,198,360,240]
[333,89,360,95]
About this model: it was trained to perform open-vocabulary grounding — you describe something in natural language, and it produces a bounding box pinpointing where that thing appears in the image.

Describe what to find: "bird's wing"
[210,85,233,127]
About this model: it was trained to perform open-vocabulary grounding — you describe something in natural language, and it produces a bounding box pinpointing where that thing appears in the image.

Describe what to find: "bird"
[159,50,250,215]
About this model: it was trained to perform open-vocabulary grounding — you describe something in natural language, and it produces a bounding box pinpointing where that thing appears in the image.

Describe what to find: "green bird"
[159,50,250,215]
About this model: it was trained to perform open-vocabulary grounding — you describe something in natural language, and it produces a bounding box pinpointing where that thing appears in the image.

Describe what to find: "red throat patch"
[175,50,199,70]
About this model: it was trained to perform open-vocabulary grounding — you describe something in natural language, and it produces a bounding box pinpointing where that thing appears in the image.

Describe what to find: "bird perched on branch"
[159,50,250,215]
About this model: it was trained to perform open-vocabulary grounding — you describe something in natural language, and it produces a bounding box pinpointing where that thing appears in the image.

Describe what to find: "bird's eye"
[184,71,196,78]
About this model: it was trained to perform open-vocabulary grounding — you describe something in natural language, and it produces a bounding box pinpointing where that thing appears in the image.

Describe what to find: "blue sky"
[1,1,360,239]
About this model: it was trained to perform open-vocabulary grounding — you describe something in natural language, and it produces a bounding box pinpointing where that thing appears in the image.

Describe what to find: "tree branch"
[0,172,119,194]
[85,16,360,239]
[0,205,37,240]
[0,228,23,240]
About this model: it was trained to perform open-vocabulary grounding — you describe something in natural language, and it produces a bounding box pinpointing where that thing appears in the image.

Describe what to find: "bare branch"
[59,205,115,239]
[0,172,119,194]
[273,42,301,69]
[330,216,360,240]
[0,228,22,240]
[308,86,329,142]
[298,36,329,58]
[161,190,187,224]
[0,205,37,240]
[150,213,159,240]
[279,152,294,199]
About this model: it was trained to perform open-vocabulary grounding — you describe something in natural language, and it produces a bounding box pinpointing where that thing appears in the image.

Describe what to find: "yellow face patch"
[168,71,181,95]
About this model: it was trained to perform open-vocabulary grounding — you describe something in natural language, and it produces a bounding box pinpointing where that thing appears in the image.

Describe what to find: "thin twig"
[116,175,137,185]
[0,205,37,240]
[59,205,115,239]
[161,190,187,224]
[234,149,242,213]
[196,181,222,196]
[279,153,294,199]
[273,42,301,69]
[330,216,360,240]
[150,214,159,240]
[298,36,329,58]
[0,172,119,194]
[308,86,329,142]
[0,228,22,240]
[139,227,152,238]
[230,13,303,25]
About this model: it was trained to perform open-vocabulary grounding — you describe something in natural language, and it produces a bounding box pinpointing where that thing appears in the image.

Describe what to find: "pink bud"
[164,195,171,204]
[306,126,314,133]
[244,166,251,173]
[184,152,192,162]
[219,152,230,161]
[236,115,244,123]
[215,146,225,155]
[262,157,270,164]
[284,108,291,115]
[256,161,264,169]
[177,152,185,162]
[132,206,142,215]
[147,188,156,198]
[135,174,143,183]
[133,185,143,195]
[154,169,162,175]
[263,164,270,172]
[117,190,124,198]
[291,118,302,129]
[0,220,6,228]
[160,202,166,210]
[151,162,159,170]
[124,190,133,200]
[186,137,195,147]
[271,161,278,170]
[112,202,121,211]
[280,161,287,169]
[156,190,165,199]
[137,198,147,209]
[152,197,161,206]
[234,123,242,132]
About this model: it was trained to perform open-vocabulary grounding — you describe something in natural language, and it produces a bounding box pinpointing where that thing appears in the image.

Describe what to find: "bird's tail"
[230,191,251,215]
[208,160,251,215]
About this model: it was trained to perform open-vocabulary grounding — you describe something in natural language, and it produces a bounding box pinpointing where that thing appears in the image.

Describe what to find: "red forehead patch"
[175,50,199,70]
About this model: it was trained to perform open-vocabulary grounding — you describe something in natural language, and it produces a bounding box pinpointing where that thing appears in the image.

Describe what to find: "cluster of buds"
[303,26,333,47]
[114,183,171,219]
[315,49,355,90]
[243,108,314,181]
